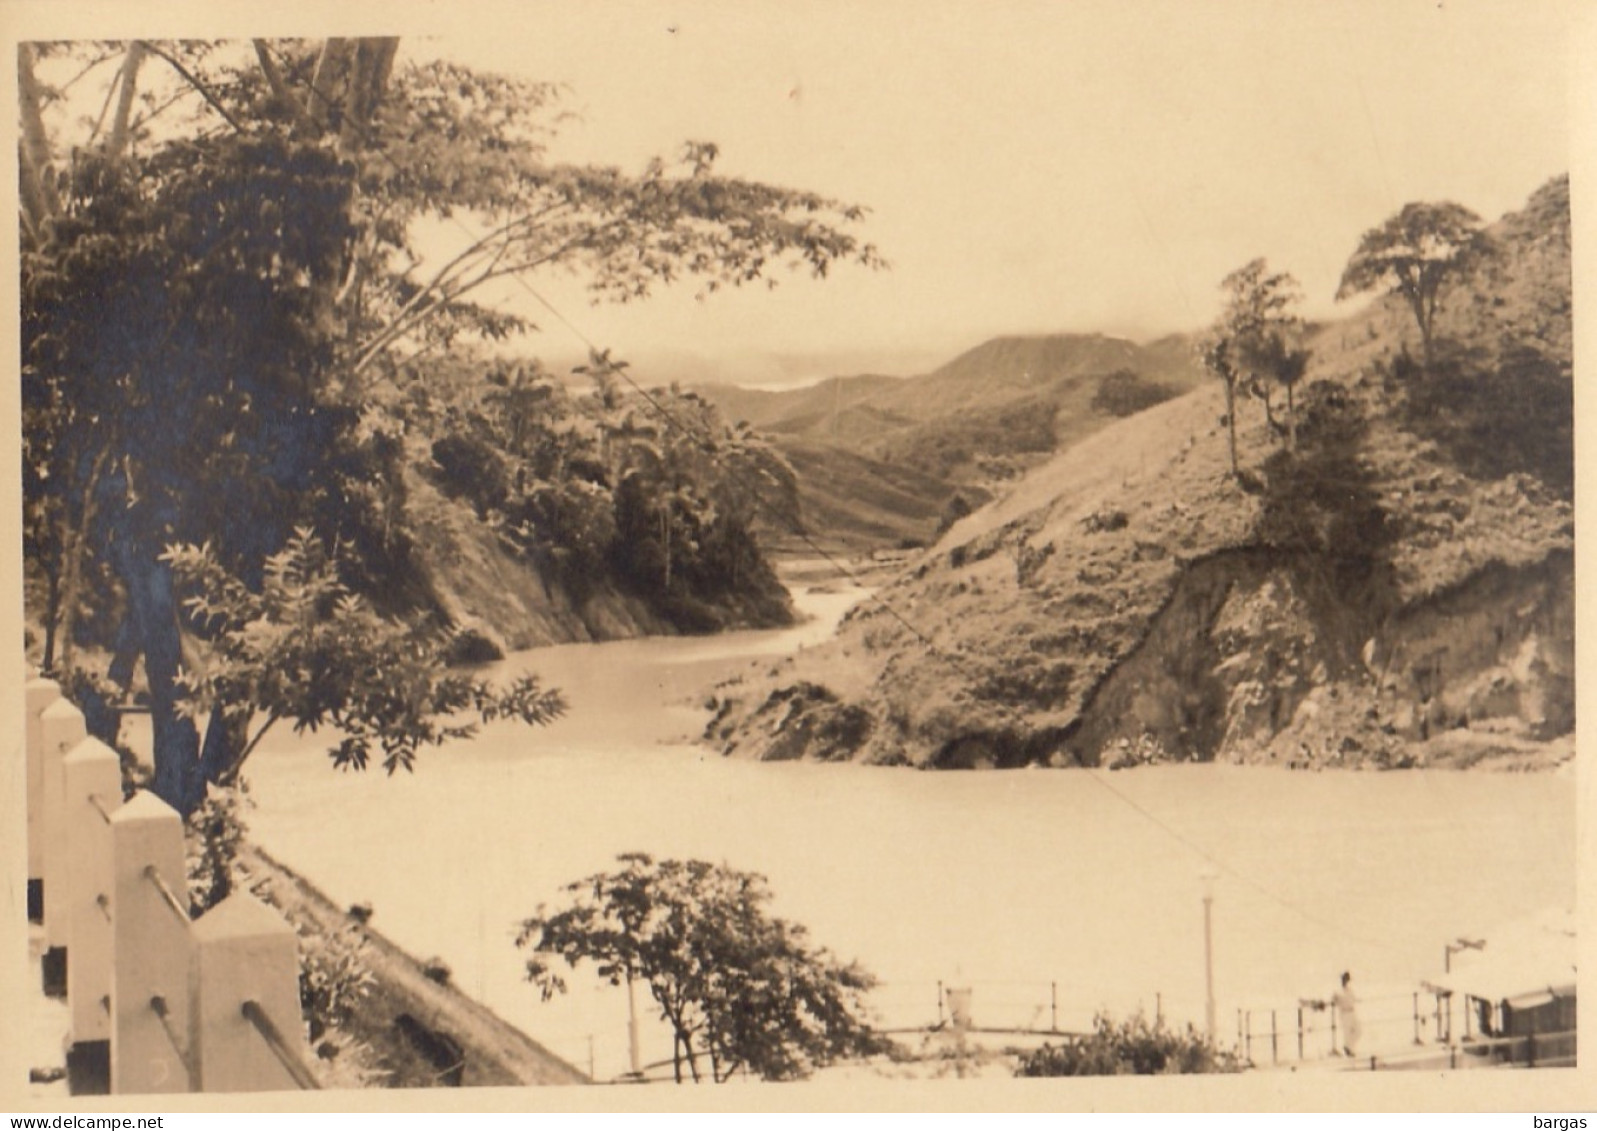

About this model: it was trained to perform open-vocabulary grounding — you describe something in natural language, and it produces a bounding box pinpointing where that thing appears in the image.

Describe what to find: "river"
[239,580,1576,1080]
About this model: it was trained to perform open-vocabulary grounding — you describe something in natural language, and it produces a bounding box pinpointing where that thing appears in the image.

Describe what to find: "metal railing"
[242,1000,322,1091]
[1239,986,1460,1064]
[1236,983,1577,1072]
[1363,1029,1576,1071]
[149,995,198,1090]
[144,865,190,924]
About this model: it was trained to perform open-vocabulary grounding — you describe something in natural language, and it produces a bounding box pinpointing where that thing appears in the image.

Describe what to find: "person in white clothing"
[1332,971,1361,1057]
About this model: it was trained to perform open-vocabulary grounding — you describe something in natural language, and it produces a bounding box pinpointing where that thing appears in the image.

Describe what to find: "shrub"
[1402,337,1572,498]
[1092,369,1178,418]
[1015,1012,1241,1077]
[299,924,376,1043]
[430,432,512,516]
[184,784,250,915]
[935,492,975,537]
[1082,508,1129,534]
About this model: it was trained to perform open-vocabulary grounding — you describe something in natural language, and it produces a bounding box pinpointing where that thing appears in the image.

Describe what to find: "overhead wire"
[506,262,1408,955]
[506,248,1413,960]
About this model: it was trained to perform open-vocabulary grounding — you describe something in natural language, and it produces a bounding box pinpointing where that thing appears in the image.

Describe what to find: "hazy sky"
[10,2,1579,387]
[413,0,1574,386]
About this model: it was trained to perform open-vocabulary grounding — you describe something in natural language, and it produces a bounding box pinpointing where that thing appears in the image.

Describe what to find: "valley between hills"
[698,176,1573,774]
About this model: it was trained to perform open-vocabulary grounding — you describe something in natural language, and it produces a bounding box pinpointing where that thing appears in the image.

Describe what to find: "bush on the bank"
[299,924,376,1043]
[184,784,250,915]
[1015,1011,1241,1076]
[181,789,376,1060]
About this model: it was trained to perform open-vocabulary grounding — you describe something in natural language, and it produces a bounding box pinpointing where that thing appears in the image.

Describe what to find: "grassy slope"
[709,178,1572,771]
[765,333,1206,455]
[698,333,1207,553]
[696,374,907,430]
[765,438,985,553]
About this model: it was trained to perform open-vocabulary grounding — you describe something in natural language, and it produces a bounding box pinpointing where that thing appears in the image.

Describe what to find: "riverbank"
[98,572,1574,1095]
[238,844,588,1089]
[237,579,1574,1084]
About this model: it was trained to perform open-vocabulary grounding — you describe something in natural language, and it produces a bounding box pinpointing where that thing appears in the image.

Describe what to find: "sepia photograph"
[4,0,1589,1114]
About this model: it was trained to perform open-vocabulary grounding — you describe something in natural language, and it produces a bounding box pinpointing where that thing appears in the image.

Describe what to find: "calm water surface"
[242,583,1575,1078]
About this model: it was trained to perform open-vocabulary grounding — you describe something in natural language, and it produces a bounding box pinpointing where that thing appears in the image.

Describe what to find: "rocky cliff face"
[1067,547,1572,771]
[403,470,793,655]
[403,471,671,653]
[707,178,1573,772]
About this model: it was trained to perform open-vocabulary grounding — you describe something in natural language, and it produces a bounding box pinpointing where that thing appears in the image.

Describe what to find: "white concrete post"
[110,791,193,1094]
[25,677,61,898]
[190,894,309,1093]
[63,738,123,1045]
[39,695,86,951]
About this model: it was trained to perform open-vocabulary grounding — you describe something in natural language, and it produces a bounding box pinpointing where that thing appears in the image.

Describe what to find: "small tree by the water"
[516,853,884,1082]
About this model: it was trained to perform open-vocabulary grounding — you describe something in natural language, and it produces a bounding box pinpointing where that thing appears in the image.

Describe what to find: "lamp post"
[1444,937,1485,973]
[627,969,642,1077]
[1201,870,1218,1043]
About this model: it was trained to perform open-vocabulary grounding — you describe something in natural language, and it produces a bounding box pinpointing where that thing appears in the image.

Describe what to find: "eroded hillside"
[707,178,1573,772]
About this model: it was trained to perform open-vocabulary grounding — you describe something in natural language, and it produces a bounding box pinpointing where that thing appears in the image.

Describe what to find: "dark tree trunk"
[53,449,115,677]
[199,706,249,788]
[1257,381,1281,436]
[1407,290,1436,372]
[141,576,204,814]
[107,613,141,689]
[1223,380,1239,477]
[109,521,204,816]
[41,563,60,672]
[1286,380,1296,453]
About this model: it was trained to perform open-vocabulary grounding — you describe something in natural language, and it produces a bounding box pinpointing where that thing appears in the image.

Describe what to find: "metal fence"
[1236,984,1576,1072]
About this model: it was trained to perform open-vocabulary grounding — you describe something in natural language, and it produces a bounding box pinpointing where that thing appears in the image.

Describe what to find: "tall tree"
[1198,333,1243,478]
[1335,201,1486,370]
[1218,258,1311,453]
[21,39,882,814]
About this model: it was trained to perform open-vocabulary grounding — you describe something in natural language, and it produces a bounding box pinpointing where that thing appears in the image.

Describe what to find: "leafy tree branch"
[517,854,883,1082]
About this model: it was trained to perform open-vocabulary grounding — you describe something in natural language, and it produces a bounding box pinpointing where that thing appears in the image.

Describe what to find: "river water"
[240,581,1576,1080]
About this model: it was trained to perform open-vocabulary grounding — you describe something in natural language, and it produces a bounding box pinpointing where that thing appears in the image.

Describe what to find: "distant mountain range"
[696,332,1206,550]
